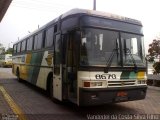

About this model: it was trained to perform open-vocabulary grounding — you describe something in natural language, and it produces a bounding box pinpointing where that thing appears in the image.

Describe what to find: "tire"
[16,68,22,82]
[49,76,53,98]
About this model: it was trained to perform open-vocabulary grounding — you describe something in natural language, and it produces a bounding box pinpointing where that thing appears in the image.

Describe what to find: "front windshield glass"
[80,28,120,66]
[121,33,145,67]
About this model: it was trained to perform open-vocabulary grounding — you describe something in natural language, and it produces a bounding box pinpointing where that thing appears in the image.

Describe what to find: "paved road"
[0,68,160,120]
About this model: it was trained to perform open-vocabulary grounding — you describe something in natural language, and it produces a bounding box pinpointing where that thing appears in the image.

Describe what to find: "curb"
[148,85,160,91]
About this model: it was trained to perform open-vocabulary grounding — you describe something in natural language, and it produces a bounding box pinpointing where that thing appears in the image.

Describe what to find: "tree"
[148,39,160,74]
[0,43,5,54]
[5,47,13,54]
[148,39,160,61]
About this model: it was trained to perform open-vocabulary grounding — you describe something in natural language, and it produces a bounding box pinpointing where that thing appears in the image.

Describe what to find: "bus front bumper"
[79,86,147,106]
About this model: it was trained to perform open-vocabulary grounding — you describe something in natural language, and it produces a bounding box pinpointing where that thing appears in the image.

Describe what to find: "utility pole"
[93,0,96,10]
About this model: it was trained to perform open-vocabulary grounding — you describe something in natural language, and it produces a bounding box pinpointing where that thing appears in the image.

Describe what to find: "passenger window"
[37,32,43,49]
[27,37,33,50]
[45,27,54,47]
[34,35,38,50]
[34,32,43,50]
[13,45,17,53]
[17,43,21,52]
[21,40,26,51]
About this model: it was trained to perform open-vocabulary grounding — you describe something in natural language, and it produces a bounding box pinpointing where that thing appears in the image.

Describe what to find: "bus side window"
[34,32,44,50]
[21,40,26,52]
[27,37,33,51]
[13,44,17,54]
[17,42,21,53]
[37,32,43,49]
[45,26,54,47]
[34,34,38,50]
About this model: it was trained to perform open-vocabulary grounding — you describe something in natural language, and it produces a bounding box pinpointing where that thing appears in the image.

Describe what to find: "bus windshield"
[121,33,145,67]
[80,28,145,67]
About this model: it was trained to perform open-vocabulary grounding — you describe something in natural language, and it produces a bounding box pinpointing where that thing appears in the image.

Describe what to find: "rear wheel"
[16,68,22,82]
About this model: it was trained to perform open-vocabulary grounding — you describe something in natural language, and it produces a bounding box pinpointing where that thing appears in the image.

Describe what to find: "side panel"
[28,52,44,84]
[36,51,53,89]
[12,50,53,90]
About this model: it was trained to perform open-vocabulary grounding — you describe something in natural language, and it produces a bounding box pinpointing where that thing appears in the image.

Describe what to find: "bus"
[0,54,12,67]
[12,8,147,106]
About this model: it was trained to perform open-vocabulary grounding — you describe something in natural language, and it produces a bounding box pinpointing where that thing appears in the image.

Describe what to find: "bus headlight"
[137,81,141,84]
[83,81,103,87]
[137,80,146,85]
[91,82,102,87]
[141,80,146,84]
[84,82,90,87]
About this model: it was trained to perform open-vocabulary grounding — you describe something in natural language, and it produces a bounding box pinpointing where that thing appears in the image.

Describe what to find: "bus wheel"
[49,76,53,98]
[16,68,22,82]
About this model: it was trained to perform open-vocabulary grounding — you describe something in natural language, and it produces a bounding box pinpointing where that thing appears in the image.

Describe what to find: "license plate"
[115,91,128,102]
[117,91,128,97]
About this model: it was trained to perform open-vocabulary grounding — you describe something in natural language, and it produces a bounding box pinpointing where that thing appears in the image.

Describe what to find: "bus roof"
[61,8,142,25]
[14,8,142,44]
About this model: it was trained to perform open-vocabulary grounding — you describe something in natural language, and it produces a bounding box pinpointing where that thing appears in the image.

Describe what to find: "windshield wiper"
[104,48,119,73]
[104,39,120,73]
[124,48,138,72]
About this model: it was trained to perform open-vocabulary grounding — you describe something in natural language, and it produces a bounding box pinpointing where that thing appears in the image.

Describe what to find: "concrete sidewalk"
[148,85,160,91]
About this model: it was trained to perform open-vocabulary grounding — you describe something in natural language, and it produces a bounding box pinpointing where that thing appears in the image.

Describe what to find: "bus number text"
[95,74,116,79]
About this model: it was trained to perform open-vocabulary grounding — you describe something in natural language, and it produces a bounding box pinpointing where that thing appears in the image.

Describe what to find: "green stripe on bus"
[28,52,44,85]
[129,72,137,79]
[120,71,130,79]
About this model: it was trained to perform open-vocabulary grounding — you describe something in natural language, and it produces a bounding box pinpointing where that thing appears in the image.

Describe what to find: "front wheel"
[16,69,22,82]
[49,76,53,98]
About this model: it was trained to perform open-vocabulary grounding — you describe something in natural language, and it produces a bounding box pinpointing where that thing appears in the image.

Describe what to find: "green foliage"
[5,48,13,54]
[147,39,160,74]
[0,43,5,54]
[148,39,160,59]
[146,55,154,62]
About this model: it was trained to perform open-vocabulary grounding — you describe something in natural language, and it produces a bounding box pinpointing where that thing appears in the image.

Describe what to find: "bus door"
[66,31,79,102]
[53,33,62,101]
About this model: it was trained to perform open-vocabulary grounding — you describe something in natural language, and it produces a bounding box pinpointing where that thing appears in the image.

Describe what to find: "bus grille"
[107,80,136,87]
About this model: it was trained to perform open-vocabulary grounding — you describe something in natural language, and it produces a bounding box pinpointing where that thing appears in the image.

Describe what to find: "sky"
[0,0,160,54]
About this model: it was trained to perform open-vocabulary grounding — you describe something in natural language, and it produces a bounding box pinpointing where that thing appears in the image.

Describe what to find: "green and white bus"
[12,9,147,106]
